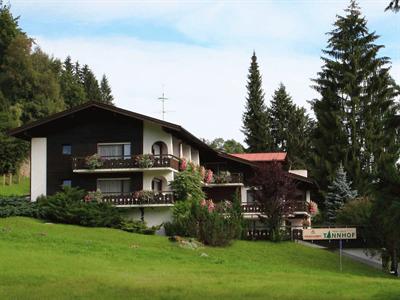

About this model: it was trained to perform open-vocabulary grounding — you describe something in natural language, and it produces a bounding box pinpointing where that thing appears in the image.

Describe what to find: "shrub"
[85,154,103,169]
[336,196,373,226]
[170,166,205,202]
[135,154,154,168]
[164,200,197,237]
[0,196,38,218]
[37,187,121,228]
[120,219,161,235]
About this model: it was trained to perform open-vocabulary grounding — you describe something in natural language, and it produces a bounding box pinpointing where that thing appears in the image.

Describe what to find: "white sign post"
[302,228,357,271]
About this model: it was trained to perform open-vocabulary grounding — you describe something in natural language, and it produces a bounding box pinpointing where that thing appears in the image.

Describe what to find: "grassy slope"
[0,217,398,300]
[0,177,30,196]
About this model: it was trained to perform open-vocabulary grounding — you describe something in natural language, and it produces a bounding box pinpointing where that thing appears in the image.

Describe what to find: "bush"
[0,196,38,218]
[164,200,197,237]
[37,187,121,228]
[120,219,161,235]
[336,196,373,226]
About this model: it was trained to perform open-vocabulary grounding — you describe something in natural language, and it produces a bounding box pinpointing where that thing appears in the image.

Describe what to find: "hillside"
[0,217,398,299]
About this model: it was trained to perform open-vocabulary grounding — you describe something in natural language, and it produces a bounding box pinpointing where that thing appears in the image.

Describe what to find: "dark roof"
[9,101,255,167]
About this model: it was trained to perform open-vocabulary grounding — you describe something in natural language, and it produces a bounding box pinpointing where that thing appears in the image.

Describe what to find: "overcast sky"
[9,0,400,143]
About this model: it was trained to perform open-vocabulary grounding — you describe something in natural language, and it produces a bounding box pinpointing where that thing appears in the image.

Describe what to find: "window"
[62,179,72,187]
[97,143,131,159]
[62,144,72,155]
[246,190,256,203]
[151,178,163,192]
[97,178,130,195]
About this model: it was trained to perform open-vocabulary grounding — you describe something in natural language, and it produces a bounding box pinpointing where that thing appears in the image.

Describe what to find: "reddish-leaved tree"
[250,161,297,241]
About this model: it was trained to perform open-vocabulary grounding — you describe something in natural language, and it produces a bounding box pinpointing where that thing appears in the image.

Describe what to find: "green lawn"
[0,217,398,299]
[0,177,29,196]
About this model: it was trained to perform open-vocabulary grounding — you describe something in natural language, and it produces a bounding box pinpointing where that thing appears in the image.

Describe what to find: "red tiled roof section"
[230,152,287,162]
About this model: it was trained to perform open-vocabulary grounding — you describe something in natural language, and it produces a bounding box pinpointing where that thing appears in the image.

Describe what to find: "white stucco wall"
[31,137,47,201]
[123,207,173,235]
[172,137,180,157]
[182,144,191,161]
[143,121,173,155]
[143,170,174,191]
[289,170,308,178]
[191,148,200,165]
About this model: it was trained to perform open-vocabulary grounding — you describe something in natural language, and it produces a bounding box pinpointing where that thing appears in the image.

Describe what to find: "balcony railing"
[205,172,244,185]
[241,201,309,214]
[102,191,174,206]
[72,154,180,171]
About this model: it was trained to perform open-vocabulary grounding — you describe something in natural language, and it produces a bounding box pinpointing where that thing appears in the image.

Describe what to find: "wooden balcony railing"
[241,201,309,214]
[72,154,180,171]
[102,191,174,206]
[208,172,244,184]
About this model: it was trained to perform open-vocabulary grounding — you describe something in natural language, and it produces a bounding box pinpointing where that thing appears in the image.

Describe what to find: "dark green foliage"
[37,187,121,228]
[170,166,205,202]
[336,197,373,227]
[100,74,114,105]
[164,200,197,237]
[205,137,245,153]
[81,64,101,101]
[0,4,113,174]
[119,219,160,235]
[242,51,271,152]
[267,83,313,168]
[310,1,399,196]
[0,196,37,217]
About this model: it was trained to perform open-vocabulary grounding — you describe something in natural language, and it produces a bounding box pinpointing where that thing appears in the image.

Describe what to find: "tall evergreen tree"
[325,164,358,224]
[310,1,399,194]
[100,74,114,105]
[267,83,312,168]
[60,56,86,108]
[242,51,271,152]
[81,64,101,101]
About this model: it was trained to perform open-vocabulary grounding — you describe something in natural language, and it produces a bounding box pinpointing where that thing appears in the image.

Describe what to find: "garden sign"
[302,228,357,240]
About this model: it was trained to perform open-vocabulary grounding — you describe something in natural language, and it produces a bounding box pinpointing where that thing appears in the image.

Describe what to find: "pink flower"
[180,159,187,171]
[200,199,207,207]
[204,169,213,183]
[207,199,215,212]
[199,166,206,178]
[308,201,318,216]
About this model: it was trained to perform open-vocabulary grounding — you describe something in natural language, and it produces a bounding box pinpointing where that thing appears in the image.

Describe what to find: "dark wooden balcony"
[241,201,309,214]
[72,154,180,172]
[102,191,174,207]
[204,172,244,186]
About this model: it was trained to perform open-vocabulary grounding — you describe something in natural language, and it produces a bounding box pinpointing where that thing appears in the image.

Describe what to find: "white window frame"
[97,177,131,195]
[97,142,131,159]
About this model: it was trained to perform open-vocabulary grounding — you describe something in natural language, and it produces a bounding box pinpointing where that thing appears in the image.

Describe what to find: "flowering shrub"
[85,189,103,203]
[308,200,319,216]
[85,154,103,169]
[213,171,231,184]
[132,190,154,202]
[200,199,215,212]
[204,169,213,184]
[180,159,187,171]
[135,154,154,168]
[199,166,206,178]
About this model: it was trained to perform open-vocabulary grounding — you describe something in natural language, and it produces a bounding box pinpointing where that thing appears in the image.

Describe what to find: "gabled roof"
[230,152,287,162]
[8,101,256,167]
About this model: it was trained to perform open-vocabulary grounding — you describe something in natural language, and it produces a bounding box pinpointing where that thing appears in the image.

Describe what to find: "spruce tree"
[81,64,101,101]
[267,83,312,168]
[100,74,114,105]
[60,56,86,108]
[310,1,399,194]
[325,164,358,223]
[242,51,271,152]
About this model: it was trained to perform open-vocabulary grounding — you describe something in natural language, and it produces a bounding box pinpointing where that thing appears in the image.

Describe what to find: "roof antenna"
[158,85,169,120]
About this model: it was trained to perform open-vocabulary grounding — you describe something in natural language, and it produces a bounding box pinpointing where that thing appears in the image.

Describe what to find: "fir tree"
[242,51,271,152]
[325,164,358,223]
[310,1,399,194]
[100,74,114,105]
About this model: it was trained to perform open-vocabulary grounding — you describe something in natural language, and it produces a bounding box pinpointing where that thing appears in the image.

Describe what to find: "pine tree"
[242,51,271,152]
[81,64,101,101]
[100,74,114,105]
[325,164,358,223]
[310,1,399,194]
